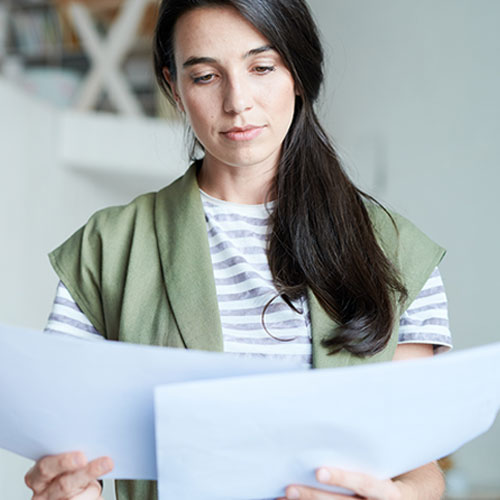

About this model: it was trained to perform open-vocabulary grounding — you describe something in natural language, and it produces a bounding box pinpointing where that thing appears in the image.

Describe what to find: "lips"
[221,125,265,142]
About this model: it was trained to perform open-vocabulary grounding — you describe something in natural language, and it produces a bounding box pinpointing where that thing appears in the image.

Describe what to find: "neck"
[197,156,277,205]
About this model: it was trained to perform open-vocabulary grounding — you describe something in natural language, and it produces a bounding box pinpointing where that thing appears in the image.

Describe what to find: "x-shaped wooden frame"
[68,0,152,115]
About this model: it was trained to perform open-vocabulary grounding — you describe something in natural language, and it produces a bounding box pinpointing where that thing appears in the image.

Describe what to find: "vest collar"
[154,163,224,353]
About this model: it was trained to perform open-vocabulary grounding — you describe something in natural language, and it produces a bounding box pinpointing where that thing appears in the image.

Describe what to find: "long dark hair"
[153,0,408,357]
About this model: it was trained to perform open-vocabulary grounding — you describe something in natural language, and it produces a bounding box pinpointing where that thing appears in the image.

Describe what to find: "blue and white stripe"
[45,282,103,341]
[398,267,451,353]
[201,190,313,367]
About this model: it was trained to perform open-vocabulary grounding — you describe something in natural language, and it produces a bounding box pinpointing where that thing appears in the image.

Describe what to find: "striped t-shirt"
[45,190,453,366]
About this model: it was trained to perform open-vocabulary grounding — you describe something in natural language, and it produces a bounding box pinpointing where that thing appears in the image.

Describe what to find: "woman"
[25,0,451,499]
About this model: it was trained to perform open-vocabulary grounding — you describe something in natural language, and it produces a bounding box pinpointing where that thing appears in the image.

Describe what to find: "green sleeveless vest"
[49,163,445,500]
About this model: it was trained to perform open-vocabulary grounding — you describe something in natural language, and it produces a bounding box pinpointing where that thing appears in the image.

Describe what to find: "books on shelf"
[10,4,78,59]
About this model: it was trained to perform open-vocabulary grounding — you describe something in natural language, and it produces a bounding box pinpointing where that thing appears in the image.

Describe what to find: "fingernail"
[286,487,300,499]
[317,468,331,483]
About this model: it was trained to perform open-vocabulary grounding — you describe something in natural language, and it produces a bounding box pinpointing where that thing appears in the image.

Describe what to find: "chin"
[219,147,281,169]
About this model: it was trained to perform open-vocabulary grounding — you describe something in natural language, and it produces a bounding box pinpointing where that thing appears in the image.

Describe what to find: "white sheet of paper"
[155,343,500,500]
[0,323,302,479]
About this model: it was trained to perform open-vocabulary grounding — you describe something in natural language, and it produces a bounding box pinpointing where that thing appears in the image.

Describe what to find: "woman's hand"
[277,461,444,500]
[24,451,114,500]
[277,467,405,500]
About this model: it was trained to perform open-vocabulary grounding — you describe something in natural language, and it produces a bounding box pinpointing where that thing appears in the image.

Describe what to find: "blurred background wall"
[0,0,499,498]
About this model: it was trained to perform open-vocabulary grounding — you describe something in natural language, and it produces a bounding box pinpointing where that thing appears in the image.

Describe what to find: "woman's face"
[167,6,297,174]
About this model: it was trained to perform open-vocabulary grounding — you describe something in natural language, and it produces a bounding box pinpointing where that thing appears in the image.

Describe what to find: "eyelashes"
[192,65,277,85]
[253,65,276,75]
[193,74,216,84]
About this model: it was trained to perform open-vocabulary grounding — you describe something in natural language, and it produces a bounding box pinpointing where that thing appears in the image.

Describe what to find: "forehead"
[173,6,271,61]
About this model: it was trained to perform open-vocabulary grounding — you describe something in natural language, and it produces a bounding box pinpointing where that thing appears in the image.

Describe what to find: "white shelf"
[58,108,186,179]
[1,76,187,180]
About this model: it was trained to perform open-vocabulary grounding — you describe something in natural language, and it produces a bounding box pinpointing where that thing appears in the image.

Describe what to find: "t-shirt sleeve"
[44,281,105,341]
[397,267,452,353]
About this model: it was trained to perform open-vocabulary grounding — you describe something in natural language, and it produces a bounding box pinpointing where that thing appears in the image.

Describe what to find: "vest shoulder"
[49,191,161,337]
[84,191,156,232]
[82,165,192,232]
[366,202,446,307]
[366,202,436,249]
[52,167,194,264]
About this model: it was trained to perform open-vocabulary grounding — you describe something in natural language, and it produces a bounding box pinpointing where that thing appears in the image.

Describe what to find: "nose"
[223,74,253,115]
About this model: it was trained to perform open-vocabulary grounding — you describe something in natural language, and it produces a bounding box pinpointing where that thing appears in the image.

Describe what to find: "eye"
[253,65,276,75]
[193,73,216,84]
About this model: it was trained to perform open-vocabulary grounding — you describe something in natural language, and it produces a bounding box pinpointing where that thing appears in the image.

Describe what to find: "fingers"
[25,452,113,500]
[32,480,102,500]
[280,485,356,499]
[40,457,114,500]
[315,467,401,500]
[279,468,402,500]
[25,452,88,494]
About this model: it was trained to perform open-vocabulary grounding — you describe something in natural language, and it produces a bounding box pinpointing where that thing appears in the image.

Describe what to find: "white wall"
[308,0,500,493]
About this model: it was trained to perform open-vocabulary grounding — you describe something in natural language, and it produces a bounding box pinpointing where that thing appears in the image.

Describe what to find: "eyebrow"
[182,45,275,68]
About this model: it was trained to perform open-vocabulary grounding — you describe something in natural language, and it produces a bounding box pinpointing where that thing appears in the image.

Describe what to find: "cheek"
[269,82,296,128]
[184,96,216,138]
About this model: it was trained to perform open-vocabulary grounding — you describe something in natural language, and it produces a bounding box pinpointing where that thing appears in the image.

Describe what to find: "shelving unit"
[3,0,78,63]
[0,0,161,116]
